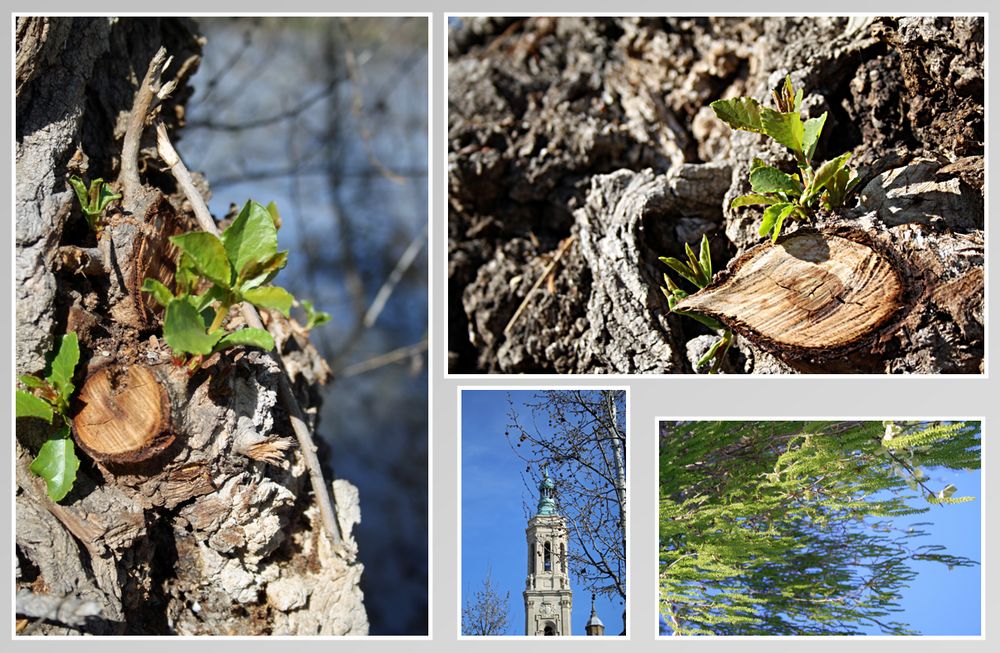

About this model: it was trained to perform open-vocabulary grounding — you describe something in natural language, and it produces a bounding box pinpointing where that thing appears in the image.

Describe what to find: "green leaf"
[759,202,793,238]
[760,107,804,156]
[659,257,701,288]
[222,200,279,282]
[940,484,957,499]
[809,152,852,197]
[141,278,174,308]
[802,112,827,163]
[213,328,275,353]
[94,180,121,213]
[97,185,121,211]
[242,285,294,317]
[175,253,198,295]
[684,243,706,286]
[29,431,80,502]
[16,390,53,423]
[710,98,765,134]
[18,374,48,389]
[68,176,91,212]
[771,204,798,243]
[750,165,802,195]
[266,201,282,230]
[731,193,778,209]
[303,301,331,329]
[696,336,727,370]
[170,232,233,289]
[48,332,79,405]
[239,251,289,291]
[190,285,226,313]
[164,299,223,355]
[698,235,712,281]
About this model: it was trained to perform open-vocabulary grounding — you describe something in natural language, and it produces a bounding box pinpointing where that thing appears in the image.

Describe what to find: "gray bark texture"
[448,17,984,374]
[15,17,368,635]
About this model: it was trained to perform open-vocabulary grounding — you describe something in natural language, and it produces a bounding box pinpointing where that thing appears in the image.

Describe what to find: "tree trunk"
[15,17,367,635]
[447,17,983,374]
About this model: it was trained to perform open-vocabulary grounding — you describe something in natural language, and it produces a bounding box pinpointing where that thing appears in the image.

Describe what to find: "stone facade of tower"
[524,473,572,635]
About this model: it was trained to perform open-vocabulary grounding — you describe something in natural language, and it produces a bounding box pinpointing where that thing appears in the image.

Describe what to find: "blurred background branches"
[178,16,428,634]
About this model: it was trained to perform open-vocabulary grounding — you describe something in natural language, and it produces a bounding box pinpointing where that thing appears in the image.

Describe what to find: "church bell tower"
[524,470,572,636]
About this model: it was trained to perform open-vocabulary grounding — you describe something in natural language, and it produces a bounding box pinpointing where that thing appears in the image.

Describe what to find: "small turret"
[585,594,605,636]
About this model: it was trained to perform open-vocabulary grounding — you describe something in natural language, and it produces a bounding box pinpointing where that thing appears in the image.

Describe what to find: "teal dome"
[536,470,558,516]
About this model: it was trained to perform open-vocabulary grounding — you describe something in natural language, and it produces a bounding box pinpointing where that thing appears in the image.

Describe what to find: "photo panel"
[656,419,983,636]
[459,388,629,637]
[446,16,984,375]
[14,15,429,636]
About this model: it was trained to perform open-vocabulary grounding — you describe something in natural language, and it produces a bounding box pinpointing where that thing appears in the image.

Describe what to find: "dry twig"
[503,234,577,336]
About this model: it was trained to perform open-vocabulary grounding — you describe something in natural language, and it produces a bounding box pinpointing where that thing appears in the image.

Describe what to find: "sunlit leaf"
[222,200,279,280]
[710,97,765,133]
[802,112,827,163]
[164,299,223,355]
[68,176,91,212]
[731,193,778,209]
[698,235,712,280]
[771,204,799,243]
[16,390,53,423]
[48,332,79,406]
[759,202,793,238]
[809,152,853,197]
[760,107,804,156]
[170,232,233,289]
[29,431,79,502]
[141,278,174,308]
[242,285,294,317]
[750,165,802,195]
[213,328,275,353]
[18,374,48,390]
[239,251,289,291]
[659,257,701,288]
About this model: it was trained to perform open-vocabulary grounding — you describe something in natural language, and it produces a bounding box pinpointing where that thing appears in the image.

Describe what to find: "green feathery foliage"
[659,420,980,636]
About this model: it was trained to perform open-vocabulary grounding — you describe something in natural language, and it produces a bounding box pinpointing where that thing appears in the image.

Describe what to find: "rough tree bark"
[448,17,983,374]
[15,17,367,635]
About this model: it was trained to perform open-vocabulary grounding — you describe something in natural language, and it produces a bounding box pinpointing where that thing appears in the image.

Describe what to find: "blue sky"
[461,390,626,636]
[658,425,982,636]
[888,465,981,636]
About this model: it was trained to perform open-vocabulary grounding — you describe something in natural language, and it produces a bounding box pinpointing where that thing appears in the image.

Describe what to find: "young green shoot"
[711,75,860,242]
[300,299,332,331]
[15,333,82,502]
[68,175,121,233]
[142,200,294,369]
[659,235,733,374]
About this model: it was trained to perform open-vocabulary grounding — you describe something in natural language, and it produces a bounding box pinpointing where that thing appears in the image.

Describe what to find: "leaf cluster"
[142,200,293,360]
[15,333,82,502]
[658,235,732,373]
[68,175,121,233]
[711,76,860,242]
[659,420,980,635]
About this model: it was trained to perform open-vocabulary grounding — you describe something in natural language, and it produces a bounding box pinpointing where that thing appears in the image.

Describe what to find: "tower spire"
[536,468,557,516]
[585,593,605,636]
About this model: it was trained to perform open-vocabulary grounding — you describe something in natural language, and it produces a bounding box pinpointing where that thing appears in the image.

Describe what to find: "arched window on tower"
[530,544,536,575]
[544,623,555,636]
[544,542,552,572]
[560,543,566,574]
